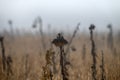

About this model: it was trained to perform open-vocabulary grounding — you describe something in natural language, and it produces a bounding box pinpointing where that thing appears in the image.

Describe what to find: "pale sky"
[0,0,120,32]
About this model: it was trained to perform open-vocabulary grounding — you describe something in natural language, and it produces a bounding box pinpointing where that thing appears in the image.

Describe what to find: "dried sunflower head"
[52,33,68,47]
[89,24,95,30]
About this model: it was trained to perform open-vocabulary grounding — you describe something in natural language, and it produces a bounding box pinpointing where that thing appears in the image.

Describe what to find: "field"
[0,26,120,80]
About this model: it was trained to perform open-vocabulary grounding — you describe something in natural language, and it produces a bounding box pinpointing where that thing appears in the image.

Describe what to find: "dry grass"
[0,32,120,80]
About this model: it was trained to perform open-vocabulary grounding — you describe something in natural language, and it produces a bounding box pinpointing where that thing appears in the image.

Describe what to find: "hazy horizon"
[0,0,120,32]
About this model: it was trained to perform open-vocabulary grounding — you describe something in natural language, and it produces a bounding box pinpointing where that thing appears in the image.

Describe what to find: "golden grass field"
[0,31,120,80]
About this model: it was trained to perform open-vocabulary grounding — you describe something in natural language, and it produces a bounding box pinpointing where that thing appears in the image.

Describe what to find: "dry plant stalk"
[24,54,29,80]
[100,51,106,80]
[66,23,80,54]
[89,24,97,80]
[82,44,86,60]
[6,55,13,76]
[107,24,113,50]
[118,30,120,41]
[41,48,55,80]
[32,16,46,51]
[0,36,6,71]
[8,20,14,40]
[52,33,69,80]
[51,50,57,74]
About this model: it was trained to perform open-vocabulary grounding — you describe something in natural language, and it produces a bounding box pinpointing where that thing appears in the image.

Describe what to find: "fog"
[0,0,120,32]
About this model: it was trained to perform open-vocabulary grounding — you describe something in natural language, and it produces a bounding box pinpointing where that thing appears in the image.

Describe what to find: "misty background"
[0,0,120,33]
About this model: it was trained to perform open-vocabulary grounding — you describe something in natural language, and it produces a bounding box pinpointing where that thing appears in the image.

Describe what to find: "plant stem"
[0,37,6,71]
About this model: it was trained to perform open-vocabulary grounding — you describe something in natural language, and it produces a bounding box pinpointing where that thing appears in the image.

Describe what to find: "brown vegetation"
[0,25,120,80]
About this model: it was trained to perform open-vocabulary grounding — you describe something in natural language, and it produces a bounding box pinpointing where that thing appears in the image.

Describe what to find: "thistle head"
[107,24,112,29]
[52,33,68,47]
[89,24,95,30]
[8,20,12,25]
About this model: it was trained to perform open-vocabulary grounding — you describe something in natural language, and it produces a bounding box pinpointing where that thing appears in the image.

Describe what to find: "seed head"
[107,24,112,29]
[8,20,12,25]
[52,33,68,47]
[89,24,95,30]
[32,23,37,28]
